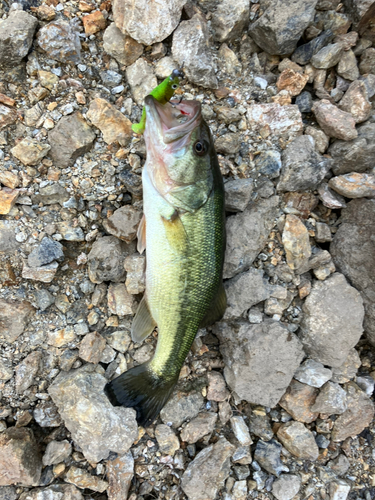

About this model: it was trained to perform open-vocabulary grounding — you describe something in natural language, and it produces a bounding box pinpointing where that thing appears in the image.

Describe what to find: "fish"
[105,96,226,427]
[131,69,184,135]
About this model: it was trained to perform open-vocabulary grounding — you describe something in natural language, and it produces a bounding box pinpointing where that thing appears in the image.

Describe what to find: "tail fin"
[105,363,178,427]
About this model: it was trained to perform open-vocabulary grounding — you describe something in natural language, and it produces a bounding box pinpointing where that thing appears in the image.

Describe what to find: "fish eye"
[194,140,209,156]
[172,83,178,89]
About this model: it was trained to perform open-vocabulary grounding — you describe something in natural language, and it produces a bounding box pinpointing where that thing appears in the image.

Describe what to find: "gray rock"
[249,410,273,441]
[0,222,19,254]
[295,91,313,113]
[292,29,334,65]
[103,205,142,243]
[359,47,375,74]
[0,428,42,487]
[106,451,134,500]
[277,136,332,192]
[0,11,38,68]
[311,381,347,415]
[318,181,347,209]
[181,438,235,500]
[339,80,372,124]
[312,99,358,141]
[172,14,218,89]
[88,236,130,284]
[272,475,301,500]
[48,364,137,462]
[37,20,81,64]
[282,214,312,272]
[330,199,375,345]
[329,123,375,175]
[337,49,359,81]
[19,485,83,500]
[277,421,319,460]
[331,382,375,442]
[329,172,375,199]
[356,375,375,396]
[315,222,332,243]
[300,273,364,367]
[224,196,279,279]
[100,70,122,88]
[56,222,84,242]
[48,112,96,169]
[315,434,330,448]
[155,424,180,455]
[0,299,35,343]
[215,133,242,154]
[311,42,344,68]
[246,103,303,139]
[34,289,54,311]
[211,0,249,42]
[207,371,228,402]
[329,480,350,500]
[213,319,304,407]
[230,416,252,446]
[255,151,282,179]
[15,351,42,394]
[305,126,329,153]
[0,487,18,500]
[248,0,318,55]
[42,440,72,466]
[328,454,350,475]
[254,440,289,476]
[160,391,204,428]
[126,58,157,106]
[294,359,332,388]
[103,23,143,67]
[224,268,272,319]
[113,0,186,45]
[34,184,69,206]
[33,401,62,428]
[180,413,217,444]
[0,360,13,382]
[28,237,64,268]
[224,178,254,212]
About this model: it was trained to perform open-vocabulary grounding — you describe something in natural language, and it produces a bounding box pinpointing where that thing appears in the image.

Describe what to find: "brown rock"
[79,0,94,11]
[103,23,143,67]
[246,103,303,139]
[106,452,134,500]
[65,466,108,493]
[329,173,375,198]
[11,138,51,166]
[276,69,309,97]
[79,331,106,364]
[82,10,106,35]
[22,261,59,283]
[0,93,15,107]
[48,112,96,168]
[277,421,319,460]
[47,326,76,347]
[337,49,359,81]
[35,4,56,21]
[180,413,218,444]
[107,283,136,316]
[103,205,142,242]
[279,380,319,423]
[282,214,311,272]
[0,171,19,189]
[304,126,329,153]
[155,424,180,455]
[0,188,19,215]
[338,80,372,123]
[15,351,42,393]
[0,104,17,130]
[359,47,375,74]
[124,254,146,294]
[0,299,35,343]
[207,371,229,402]
[87,98,132,147]
[0,428,42,486]
[312,100,358,141]
[318,182,347,209]
[38,70,58,90]
[331,382,375,442]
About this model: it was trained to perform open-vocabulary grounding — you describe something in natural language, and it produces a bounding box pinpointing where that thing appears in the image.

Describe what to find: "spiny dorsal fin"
[199,283,227,328]
[131,296,157,343]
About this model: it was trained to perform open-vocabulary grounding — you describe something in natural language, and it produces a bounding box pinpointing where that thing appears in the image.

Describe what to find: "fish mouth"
[144,95,202,148]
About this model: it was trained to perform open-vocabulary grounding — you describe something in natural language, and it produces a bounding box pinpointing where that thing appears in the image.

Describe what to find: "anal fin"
[131,296,156,343]
[199,283,227,328]
[137,214,146,254]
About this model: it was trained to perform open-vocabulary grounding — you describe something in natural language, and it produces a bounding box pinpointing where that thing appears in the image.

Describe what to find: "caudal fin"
[105,363,178,427]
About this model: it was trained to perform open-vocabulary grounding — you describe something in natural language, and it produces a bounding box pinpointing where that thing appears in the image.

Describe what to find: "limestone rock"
[103,24,143,67]
[19,485,83,500]
[155,425,180,455]
[224,196,279,279]
[294,359,332,388]
[312,100,358,141]
[339,80,372,123]
[230,416,252,446]
[42,440,72,466]
[79,331,106,364]
[213,320,304,407]
[160,391,204,428]
[107,283,136,316]
[88,236,130,283]
[126,58,157,105]
[103,205,142,243]
[106,451,134,500]
[300,273,364,367]
[329,173,375,199]
[359,47,375,74]
[11,138,50,166]
[0,299,35,343]
[0,11,38,68]
[279,380,319,423]
[37,20,81,64]
[34,184,69,206]
[181,438,235,500]
[272,475,301,500]
[22,261,59,283]
[254,440,289,476]
[15,351,42,394]
[48,364,137,463]
[48,112,95,168]
[0,104,17,130]
[113,0,186,46]
[172,15,218,89]
[0,428,42,486]
[248,0,318,55]
[28,237,64,268]
[282,214,311,272]
[311,42,344,68]
[331,382,375,441]
[211,0,249,42]
[87,98,132,146]
[180,413,217,444]
[277,421,319,460]
[246,104,303,140]
[311,381,347,415]
[65,466,108,493]
[124,254,146,294]
[207,371,229,402]
[337,49,360,80]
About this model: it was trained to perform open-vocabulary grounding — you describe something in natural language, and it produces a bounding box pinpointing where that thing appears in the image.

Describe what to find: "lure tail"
[105,363,178,427]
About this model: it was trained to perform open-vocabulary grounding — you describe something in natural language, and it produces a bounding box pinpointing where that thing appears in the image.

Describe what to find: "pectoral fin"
[131,296,157,343]
[199,283,227,328]
[161,212,188,253]
[137,214,146,254]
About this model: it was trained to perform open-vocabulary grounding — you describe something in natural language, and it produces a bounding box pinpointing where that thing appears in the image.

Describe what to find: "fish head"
[144,96,216,211]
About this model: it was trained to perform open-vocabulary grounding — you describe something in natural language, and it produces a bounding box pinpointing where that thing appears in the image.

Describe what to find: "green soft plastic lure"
[131,69,184,135]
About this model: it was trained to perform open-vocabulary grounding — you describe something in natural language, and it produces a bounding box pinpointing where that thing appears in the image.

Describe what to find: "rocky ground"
[0,0,375,499]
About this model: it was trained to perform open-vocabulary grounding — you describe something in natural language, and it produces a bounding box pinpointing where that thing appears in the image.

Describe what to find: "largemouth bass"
[105,96,226,427]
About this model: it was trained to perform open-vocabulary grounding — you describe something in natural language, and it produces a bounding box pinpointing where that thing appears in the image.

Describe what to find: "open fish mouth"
[144,95,202,148]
